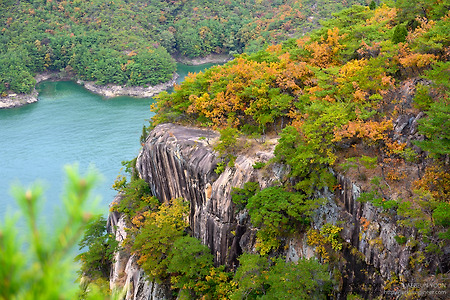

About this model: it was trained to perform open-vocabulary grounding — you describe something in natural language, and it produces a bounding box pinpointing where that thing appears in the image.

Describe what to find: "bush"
[231,254,333,299]
[231,181,260,212]
[76,216,119,283]
[247,187,321,254]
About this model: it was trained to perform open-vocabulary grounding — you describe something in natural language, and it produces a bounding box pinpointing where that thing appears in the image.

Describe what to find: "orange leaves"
[187,56,294,128]
[406,17,436,43]
[384,139,406,156]
[399,52,437,68]
[275,54,313,95]
[353,89,368,102]
[333,119,393,144]
[360,217,370,232]
[397,40,437,77]
[305,27,345,68]
[413,165,450,202]
[266,44,282,54]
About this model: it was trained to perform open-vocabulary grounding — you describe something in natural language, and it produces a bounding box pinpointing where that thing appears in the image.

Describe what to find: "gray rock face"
[332,175,413,298]
[136,123,285,265]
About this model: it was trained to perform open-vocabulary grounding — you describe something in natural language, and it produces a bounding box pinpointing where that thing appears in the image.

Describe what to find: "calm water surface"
[0,63,219,223]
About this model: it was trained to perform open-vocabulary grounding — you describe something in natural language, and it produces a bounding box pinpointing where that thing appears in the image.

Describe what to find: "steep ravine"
[108,123,419,299]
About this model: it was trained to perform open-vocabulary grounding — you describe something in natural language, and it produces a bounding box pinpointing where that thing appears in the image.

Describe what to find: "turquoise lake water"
[0,63,219,224]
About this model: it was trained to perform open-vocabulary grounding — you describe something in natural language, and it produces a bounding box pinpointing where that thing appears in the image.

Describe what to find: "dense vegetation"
[2,0,449,298]
[107,172,335,299]
[150,0,449,296]
[1,0,368,95]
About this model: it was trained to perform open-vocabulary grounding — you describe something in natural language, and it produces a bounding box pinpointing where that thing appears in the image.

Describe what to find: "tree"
[264,258,333,299]
[414,99,450,156]
[231,253,269,299]
[131,198,189,282]
[231,254,333,299]
[392,24,408,44]
[166,236,215,297]
[0,164,122,299]
[76,216,119,284]
[247,187,320,254]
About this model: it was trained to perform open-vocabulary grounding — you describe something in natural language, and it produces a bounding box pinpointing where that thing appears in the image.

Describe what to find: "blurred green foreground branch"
[0,164,122,300]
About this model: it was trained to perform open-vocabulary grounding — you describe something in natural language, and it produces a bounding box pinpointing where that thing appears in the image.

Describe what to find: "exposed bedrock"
[110,123,421,299]
[136,123,286,266]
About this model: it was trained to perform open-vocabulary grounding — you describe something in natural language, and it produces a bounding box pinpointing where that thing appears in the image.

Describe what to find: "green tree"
[247,187,320,254]
[231,254,333,299]
[76,216,119,284]
[166,236,215,297]
[414,99,450,156]
[264,258,333,299]
[275,102,351,194]
[392,24,408,44]
[0,164,122,299]
[231,253,269,299]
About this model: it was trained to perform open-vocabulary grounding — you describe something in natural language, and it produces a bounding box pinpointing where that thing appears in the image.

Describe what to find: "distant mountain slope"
[0,0,366,94]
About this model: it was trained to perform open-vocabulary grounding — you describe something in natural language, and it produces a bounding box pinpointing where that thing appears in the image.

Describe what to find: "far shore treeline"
[0,0,369,95]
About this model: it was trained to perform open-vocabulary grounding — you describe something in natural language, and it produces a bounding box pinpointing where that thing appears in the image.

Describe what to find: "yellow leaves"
[154,198,189,230]
[338,59,367,80]
[366,4,397,28]
[333,119,393,144]
[305,27,345,68]
[131,213,146,228]
[199,26,212,39]
[326,27,346,55]
[307,224,342,263]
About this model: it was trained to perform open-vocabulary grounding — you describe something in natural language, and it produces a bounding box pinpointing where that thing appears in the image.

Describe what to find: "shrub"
[247,187,322,254]
[231,254,333,299]
[76,216,119,283]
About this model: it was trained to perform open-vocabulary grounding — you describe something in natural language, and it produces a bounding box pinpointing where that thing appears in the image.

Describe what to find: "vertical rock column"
[136,123,284,265]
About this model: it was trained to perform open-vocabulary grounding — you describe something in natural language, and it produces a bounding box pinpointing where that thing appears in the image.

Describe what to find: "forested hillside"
[1,0,367,95]
[153,1,449,201]
[119,0,448,297]
[1,0,449,298]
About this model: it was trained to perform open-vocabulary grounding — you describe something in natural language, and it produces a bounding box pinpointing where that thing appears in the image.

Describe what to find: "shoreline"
[0,54,232,109]
[0,72,178,109]
[77,73,179,99]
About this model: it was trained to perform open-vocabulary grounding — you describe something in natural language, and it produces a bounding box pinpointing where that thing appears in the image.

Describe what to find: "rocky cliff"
[109,123,428,299]
[136,123,286,266]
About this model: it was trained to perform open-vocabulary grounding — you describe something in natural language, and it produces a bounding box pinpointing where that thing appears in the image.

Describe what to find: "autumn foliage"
[152,2,450,283]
